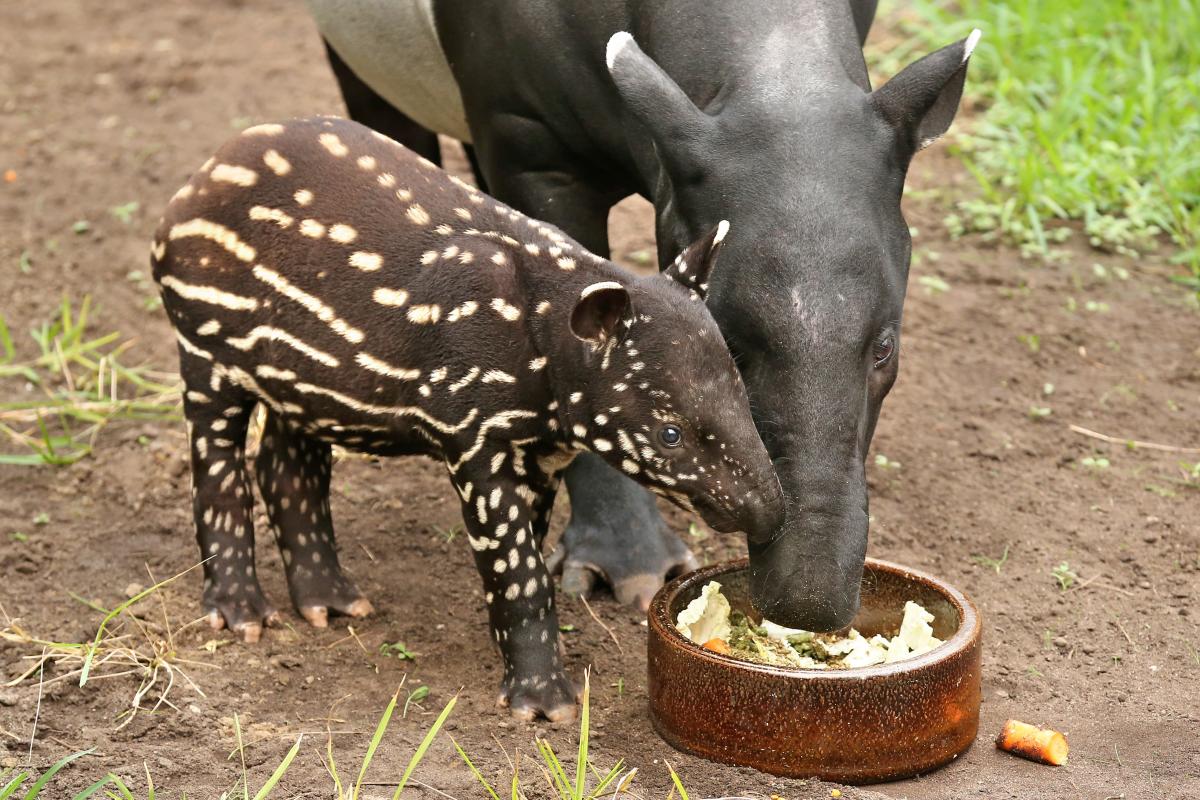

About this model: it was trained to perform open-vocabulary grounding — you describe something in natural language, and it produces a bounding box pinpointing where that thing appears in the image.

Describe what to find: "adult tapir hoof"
[205,587,281,643]
[497,672,579,722]
[555,452,701,609]
[549,526,699,611]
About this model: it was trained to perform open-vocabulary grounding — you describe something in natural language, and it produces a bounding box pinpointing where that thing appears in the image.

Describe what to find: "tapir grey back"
[151,117,782,721]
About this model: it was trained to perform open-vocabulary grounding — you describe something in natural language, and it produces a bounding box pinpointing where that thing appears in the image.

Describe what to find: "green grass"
[0,296,179,466]
[878,0,1200,287]
[454,672,638,800]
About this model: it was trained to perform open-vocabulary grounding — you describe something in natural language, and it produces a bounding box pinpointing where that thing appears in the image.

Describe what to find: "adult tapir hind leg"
[474,129,698,609]
[179,351,277,642]
[252,408,372,628]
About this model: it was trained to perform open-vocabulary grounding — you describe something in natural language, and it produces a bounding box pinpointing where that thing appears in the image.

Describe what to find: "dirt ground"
[2,1,1198,798]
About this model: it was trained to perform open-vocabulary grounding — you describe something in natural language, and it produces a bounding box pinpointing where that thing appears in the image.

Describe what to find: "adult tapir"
[307,0,978,627]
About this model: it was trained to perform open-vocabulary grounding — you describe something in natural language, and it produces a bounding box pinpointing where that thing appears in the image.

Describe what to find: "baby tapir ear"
[570,281,630,346]
[664,220,729,299]
[870,28,981,151]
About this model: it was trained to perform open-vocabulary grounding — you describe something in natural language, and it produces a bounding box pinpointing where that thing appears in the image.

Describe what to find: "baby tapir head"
[552,223,784,539]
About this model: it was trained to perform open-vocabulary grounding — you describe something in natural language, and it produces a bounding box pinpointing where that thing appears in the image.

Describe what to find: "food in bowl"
[675,580,944,669]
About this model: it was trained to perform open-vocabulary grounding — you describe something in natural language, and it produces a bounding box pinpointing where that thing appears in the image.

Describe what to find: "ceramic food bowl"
[647,557,982,784]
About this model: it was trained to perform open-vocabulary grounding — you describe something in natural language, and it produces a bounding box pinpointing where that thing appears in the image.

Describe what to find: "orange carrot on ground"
[702,638,731,655]
[996,719,1069,766]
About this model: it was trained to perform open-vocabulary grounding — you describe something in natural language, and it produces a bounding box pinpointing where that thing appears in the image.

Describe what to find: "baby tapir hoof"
[205,585,281,643]
[298,597,374,629]
[497,672,580,722]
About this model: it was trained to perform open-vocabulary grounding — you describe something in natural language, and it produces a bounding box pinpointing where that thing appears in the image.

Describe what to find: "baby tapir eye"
[658,424,684,448]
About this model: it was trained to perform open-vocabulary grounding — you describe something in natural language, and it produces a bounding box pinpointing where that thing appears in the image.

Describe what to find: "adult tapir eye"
[874,334,896,368]
[658,424,684,448]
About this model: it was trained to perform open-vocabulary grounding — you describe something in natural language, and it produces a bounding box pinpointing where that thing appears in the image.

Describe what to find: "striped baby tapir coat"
[151,116,783,720]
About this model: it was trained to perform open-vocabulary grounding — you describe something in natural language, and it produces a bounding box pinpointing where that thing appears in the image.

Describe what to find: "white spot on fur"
[407,304,441,324]
[299,219,326,238]
[262,149,291,176]
[349,251,383,271]
[373,287,409,306]
[210,164,258,186]
[406,205,431,226]
[490,298,521,321]
[328,223,358,244]
[248,205,293,229]
[243,123,285,136]
[606,31,634,70]
[294,189,314,206]
[319,132,349,157]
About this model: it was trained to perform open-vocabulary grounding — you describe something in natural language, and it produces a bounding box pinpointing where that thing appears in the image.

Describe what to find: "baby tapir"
[151,116,784,720]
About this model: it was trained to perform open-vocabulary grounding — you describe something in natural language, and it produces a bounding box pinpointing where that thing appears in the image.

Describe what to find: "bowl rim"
[650,556,981,680]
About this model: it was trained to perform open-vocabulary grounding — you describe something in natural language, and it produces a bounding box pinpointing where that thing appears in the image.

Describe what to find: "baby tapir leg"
[452,454,575,722]
[253,409,372,627]
[180,356,276,642]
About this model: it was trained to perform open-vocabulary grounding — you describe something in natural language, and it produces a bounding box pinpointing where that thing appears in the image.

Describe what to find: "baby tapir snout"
[151,116,779,720]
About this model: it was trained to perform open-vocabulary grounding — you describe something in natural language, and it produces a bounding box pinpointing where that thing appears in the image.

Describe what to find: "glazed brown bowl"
[647,558,982,784]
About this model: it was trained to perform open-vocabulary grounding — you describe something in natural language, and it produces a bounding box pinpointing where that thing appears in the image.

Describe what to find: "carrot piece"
[996,719,1069,766]
[702,638,731,655]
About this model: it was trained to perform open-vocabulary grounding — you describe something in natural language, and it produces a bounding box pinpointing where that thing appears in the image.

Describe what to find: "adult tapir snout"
[744,484,868,633]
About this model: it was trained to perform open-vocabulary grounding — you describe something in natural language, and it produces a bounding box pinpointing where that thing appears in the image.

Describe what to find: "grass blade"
[665,761,688,800]
[1,774,29,799]
[22,748,94,799]
[355,691,399,799]
[251,735,302,800]
[451,737,501,800]
[390,695,457,799]
[575,671,590,800]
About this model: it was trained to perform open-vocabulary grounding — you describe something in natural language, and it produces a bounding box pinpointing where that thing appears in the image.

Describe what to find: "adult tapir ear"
[570,281,630,346]
[664,221,730,300]
[606,32,713,171]
[870,29,981,151]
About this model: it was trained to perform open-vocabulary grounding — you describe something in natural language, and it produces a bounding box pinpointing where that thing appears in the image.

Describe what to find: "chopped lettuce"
[675,581,944,669]
[675,580,732,644]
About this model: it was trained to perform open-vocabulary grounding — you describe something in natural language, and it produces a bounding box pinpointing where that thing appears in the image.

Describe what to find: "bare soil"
[2,2,1198,798]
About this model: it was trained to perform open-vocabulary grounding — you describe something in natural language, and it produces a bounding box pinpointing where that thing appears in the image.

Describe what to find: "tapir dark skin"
[311,1,978,628]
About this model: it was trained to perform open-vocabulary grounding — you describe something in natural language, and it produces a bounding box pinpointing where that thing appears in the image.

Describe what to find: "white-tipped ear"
[714,219,730,245]
[604,31,712,176]
[963,28,982,62]
[606,31,633,71]
[664,222,729,299]
[870,30,980,152]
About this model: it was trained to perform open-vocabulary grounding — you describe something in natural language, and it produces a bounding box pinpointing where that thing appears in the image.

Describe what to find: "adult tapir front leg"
[451,454,575,722]
[475,131,697,608]
[253,408,372,628]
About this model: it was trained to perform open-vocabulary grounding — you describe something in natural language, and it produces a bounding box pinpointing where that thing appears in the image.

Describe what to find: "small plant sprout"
[435,523,462,543]
[1017,333,1041,354]
[1043,383,1055,396]
[403,684,429,717]
[1080,456,1111,470]
[378,641,416,661]
[1051,562,1079,591]
[917,274,951,294]
[971,544,1010,574]
[874,453,901,470]
[687,521,707,540]
[32,512,49,525]
[1028,405,1052,420]
[110,201,140,224]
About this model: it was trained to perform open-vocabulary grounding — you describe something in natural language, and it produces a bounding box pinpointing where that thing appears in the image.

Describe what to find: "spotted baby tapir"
[151,116,784,720]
